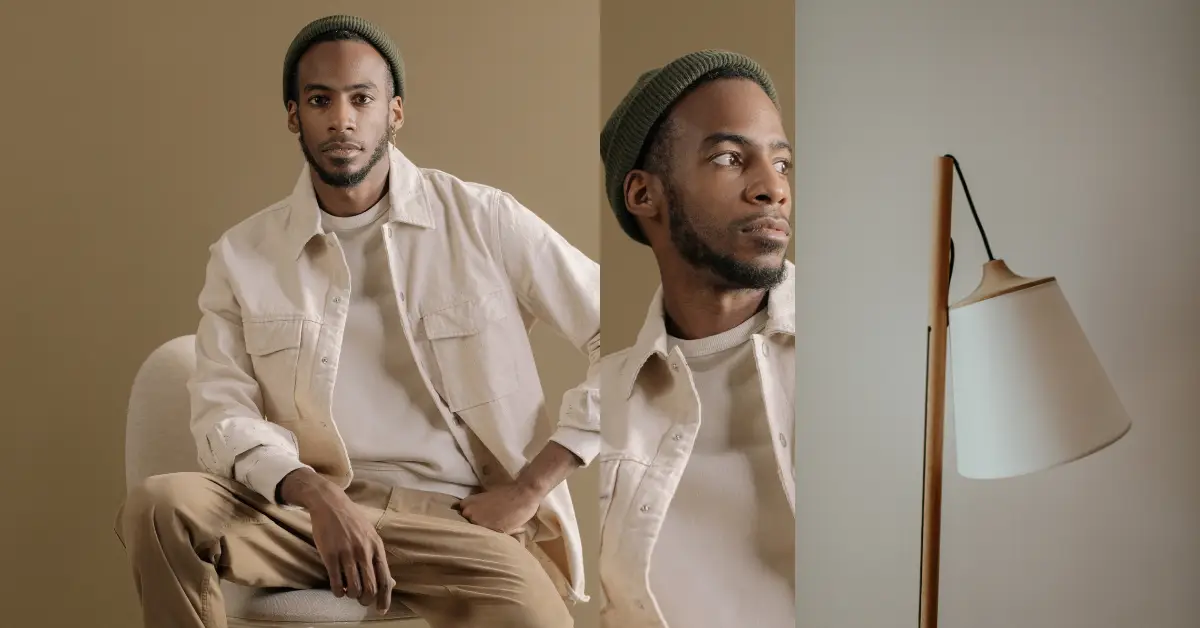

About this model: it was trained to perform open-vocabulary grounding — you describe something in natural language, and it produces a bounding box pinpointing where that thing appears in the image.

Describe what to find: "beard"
[298,122,392,188]
[664,180,789,291]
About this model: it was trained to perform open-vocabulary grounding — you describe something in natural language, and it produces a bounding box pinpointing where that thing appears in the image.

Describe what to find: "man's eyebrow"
[302,81,379,93]
[701,132,793,154]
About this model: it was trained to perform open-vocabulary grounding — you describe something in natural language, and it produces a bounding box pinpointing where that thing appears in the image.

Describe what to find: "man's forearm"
[515,440,584,497]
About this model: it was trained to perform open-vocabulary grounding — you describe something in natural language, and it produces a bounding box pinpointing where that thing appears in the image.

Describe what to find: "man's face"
[288,40,399,188]
[656,79,793,290]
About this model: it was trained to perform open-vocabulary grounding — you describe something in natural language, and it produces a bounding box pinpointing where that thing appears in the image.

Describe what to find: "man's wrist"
[514,473,552,499]
[278,467,337,509]
[515,441,582,498]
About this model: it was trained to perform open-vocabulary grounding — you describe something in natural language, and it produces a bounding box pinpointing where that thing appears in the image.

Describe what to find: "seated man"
[115,15,599,628]
[596,51,796,628]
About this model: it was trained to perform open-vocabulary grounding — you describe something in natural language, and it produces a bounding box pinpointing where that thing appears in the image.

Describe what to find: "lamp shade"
[947,260,1131,479]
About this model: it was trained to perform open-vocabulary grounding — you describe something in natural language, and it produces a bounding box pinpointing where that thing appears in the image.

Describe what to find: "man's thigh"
[118,472,385,590]
[373,486,554,595]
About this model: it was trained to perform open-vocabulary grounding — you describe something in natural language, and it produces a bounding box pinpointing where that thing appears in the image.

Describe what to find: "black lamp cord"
[945,153,996,286]
[919,154,995,625]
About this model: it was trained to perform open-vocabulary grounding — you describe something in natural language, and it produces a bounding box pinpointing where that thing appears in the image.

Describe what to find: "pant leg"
[375,487,574,628]
[115,472,354,628]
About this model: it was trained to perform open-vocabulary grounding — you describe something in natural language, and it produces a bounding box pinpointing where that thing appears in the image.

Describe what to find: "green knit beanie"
[282,15,406,107]
[600,50,779,245]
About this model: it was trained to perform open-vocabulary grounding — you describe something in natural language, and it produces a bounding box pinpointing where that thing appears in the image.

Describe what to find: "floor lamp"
[919,154,1133,628]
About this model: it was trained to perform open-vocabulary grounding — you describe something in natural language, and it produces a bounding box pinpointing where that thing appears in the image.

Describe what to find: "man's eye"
[308,96,328,106]
[713,153,740,166]
[775,160,792,174]
[354,95,374,105]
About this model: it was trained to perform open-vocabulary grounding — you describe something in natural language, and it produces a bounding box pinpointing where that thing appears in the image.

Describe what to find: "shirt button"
[670,362,679,372]
[778,433,788,447]
[321,357,330,365]
[672,433,682,441]
[399,291,406,302]
[332,296,342,303]
[640,504,650,512]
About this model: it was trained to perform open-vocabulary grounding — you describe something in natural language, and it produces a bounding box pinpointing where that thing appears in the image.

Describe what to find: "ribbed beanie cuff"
[600,50,778,245]
[283,15,405,107]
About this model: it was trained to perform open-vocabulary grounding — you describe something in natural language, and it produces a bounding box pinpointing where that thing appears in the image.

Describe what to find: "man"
[596,51,796,628]
[116,15,599,628]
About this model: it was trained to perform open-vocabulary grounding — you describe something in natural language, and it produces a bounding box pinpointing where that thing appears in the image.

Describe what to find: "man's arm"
[457,190,599,533]
[490,188,602,466]
[187,239,312,506]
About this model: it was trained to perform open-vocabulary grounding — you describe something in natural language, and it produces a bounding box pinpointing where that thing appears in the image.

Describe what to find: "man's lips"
[741,217,791,237]
[322,141,362,153]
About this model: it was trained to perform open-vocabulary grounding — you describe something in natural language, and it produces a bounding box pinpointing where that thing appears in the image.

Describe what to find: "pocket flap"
[243,319,303,356]
[422,290,510,340]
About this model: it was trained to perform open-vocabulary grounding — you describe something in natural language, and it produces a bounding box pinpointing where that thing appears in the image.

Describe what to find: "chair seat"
[223,581,419,623]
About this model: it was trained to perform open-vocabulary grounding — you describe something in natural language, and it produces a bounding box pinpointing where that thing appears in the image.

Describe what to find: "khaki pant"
[115,472,572,628]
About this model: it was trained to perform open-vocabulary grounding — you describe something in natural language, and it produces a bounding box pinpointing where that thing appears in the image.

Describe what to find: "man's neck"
[658,260,769,341]
[311,162,390,218]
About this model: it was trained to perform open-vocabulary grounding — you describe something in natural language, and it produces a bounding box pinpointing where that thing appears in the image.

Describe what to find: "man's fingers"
[323,553,346,598]
[374,553,393,614]
[342,555,363,600]
[358,556,378,607]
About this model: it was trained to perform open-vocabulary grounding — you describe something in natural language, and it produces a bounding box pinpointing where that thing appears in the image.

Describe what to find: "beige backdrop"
[0,2,599,627]
[600,0,796,353]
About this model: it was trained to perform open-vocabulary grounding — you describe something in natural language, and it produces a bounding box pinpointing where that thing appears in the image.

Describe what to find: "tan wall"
[0,2,599,626]
[600,0,796,353]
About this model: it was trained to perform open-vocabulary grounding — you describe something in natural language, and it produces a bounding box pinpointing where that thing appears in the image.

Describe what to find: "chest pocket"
[420,289,518,412]
[243,318,304,421]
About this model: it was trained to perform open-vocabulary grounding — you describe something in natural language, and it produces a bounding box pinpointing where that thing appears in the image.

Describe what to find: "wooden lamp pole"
[919,155,955,628]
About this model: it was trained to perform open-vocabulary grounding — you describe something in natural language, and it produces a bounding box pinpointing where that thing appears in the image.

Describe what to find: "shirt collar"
[616,260,796,400]
[284,144,435,259]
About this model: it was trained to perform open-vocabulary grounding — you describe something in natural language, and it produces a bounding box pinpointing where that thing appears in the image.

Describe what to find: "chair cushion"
[223,581,418,622]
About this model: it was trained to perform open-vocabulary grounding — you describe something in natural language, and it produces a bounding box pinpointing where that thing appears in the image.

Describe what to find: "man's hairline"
[287,38,397,106]
[637,76,785,178]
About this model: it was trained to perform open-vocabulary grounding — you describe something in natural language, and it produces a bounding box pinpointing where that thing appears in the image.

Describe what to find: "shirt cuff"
[551,426,600,467]
[235,446,312,507]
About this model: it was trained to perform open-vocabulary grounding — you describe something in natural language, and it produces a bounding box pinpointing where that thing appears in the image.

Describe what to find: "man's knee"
[117,472,219,546]
[488,541,574,627]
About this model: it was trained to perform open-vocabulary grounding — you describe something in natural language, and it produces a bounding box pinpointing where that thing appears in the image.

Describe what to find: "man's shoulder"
[418,166,503,208]
[208,198,293,253]
[597,346,634,373]
[597,345,639,405]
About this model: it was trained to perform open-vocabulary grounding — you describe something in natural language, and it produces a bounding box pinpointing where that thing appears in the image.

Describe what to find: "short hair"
[634,66,765,177]
[285,29,396,105]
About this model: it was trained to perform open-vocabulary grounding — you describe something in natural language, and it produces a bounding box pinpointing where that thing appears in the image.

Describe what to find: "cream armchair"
[124,335,426,627]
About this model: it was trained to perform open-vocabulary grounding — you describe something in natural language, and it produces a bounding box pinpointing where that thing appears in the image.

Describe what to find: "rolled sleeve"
[235,446,312,507]
[551,381,601,464]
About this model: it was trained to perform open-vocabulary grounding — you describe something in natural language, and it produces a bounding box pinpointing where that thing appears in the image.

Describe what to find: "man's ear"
[391,96,405,131]
[623,169,664,222]
[286,101,300,134]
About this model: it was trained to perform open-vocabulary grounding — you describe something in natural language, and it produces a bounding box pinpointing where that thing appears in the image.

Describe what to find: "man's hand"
[458,481,543,534]
[279,468,395,614]
[458,440,583,534]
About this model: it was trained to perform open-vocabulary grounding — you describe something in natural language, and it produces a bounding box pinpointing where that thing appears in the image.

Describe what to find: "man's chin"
[694,254,787,291]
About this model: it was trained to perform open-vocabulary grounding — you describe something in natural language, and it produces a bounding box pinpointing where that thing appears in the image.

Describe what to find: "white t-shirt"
[650,307,796,627]
[320,196,479,499]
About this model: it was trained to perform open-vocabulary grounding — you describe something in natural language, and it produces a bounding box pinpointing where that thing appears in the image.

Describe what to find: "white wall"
[794,1,1200,626]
